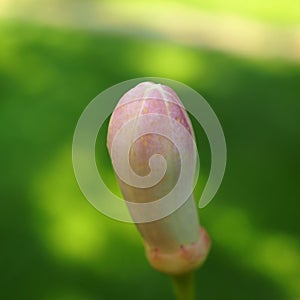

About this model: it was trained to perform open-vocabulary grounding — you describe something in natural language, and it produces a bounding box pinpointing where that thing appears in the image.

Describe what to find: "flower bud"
[107,82,210,275]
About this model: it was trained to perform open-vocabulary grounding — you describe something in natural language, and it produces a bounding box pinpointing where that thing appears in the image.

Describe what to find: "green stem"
[171,272,196,300]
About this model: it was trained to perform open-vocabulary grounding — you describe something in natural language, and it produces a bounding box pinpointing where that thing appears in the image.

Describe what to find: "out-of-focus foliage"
[0,0,299,299]
[101,0,300,24]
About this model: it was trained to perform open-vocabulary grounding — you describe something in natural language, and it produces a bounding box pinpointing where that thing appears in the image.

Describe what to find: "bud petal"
[107,82,210,274]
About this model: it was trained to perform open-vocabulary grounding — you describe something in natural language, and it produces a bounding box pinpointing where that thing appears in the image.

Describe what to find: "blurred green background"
[1,0,300,299]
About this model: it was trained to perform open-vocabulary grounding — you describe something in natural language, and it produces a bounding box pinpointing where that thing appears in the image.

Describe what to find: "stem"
[171,272,196,300]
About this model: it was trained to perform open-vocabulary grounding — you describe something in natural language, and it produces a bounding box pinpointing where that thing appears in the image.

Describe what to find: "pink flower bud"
[107,82,210,275]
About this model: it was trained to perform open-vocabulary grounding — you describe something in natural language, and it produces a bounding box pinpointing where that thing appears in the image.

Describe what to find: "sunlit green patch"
[31,146,140,265]
[101,0,300,25]
[128,43,202,83]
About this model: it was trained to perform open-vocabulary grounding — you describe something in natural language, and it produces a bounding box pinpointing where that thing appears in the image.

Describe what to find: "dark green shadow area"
[0,20,299,300]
